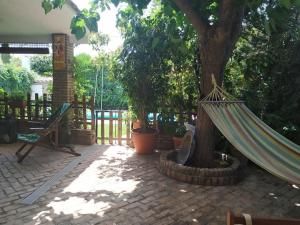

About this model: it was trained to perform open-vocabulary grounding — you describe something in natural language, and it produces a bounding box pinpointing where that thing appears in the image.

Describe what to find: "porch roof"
[0,0,88,44]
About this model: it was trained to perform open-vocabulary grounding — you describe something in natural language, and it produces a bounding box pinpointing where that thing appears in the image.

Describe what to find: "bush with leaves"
[74,53,128,110]
[225,8,300,143]
[115,9,173,130]
[74,53,95,97]
[115,4,200,127]
[30,55,52,76]
[0,64,35,95]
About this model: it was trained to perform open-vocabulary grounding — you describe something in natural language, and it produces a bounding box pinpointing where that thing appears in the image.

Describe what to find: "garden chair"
[15,103,80,163]
[227,211,300,225]
[173,130,196,165]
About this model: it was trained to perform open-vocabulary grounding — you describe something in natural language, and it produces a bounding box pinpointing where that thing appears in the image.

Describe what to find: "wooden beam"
[0,47,49,54]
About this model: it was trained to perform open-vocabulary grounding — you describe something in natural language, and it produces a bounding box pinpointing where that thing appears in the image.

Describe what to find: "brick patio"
[0,143,299,225]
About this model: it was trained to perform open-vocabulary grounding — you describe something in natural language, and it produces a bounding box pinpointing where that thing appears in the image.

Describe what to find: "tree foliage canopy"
[0,63,35,94]
[30,55,53,76]
[225,6,300,142]
[74,53,127,110]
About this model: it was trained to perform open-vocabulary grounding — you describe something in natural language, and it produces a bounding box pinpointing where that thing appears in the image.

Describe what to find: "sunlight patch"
[63,146,139,194]
[48,197,111,216]
[64,176,139,194]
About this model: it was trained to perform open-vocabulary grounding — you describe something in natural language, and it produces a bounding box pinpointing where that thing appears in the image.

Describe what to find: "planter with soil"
[132,120,142,129]
[228,144,248,168]
[131,128,157,154]
[156,134,174,150]
[71,129,96,145]
[159,151,241,186]
[172,124,187,149]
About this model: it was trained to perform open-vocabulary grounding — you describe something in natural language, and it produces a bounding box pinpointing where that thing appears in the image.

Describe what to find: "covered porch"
[0,0,96,147]
[0,0,87,106]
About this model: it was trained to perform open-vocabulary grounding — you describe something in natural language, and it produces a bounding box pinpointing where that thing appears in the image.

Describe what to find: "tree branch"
[215,0,245,60]
[172,0,208,35]
[218,0,245,37]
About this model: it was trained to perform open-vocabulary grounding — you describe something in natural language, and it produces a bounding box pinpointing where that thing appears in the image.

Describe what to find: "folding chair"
[16,103,80,163]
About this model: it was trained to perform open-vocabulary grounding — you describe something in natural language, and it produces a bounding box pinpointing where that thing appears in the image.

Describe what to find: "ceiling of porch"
[0,0,88,44]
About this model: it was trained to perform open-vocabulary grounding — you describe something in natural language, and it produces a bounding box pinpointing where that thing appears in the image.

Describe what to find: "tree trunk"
[193,33,236,167]
[172,0,245,168]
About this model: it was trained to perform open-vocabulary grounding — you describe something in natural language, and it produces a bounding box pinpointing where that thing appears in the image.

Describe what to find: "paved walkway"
[0,143,299,225]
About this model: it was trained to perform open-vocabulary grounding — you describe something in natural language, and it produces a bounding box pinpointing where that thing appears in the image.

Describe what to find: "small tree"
[115,12,170,130]
[30,55,52,76]
[0,64,35,94]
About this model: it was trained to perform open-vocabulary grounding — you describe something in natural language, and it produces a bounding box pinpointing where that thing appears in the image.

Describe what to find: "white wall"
[31,84,43,99]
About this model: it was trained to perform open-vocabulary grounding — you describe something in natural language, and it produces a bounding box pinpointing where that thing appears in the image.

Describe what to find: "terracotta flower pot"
[132,120,142,129]
[173,136,184,149]
[131,128,157,154]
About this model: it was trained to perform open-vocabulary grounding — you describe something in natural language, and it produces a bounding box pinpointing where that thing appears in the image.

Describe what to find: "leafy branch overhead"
[70,8,100,39]
[42,0,66,13]
[42,0,100,39]
[42,0,300,40]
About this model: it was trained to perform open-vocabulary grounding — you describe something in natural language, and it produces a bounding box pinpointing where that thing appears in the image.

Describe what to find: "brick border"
[159,151,241,185]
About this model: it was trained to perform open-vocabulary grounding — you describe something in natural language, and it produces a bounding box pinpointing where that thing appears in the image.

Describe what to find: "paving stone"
[0,144,299,225]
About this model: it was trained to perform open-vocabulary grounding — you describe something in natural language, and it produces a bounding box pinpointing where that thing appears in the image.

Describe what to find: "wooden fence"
[0,93,52,121]
[0,92,196,146]
[95,110,131,145]
[73,94,95,130]
[0,92,95,130]
[94,111,196,146]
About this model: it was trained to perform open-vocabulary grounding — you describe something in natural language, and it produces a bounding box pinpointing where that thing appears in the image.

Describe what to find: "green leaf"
[264,19,271,35]
[170,37,181,44]
[295,0,300,8]
[279,0,291,8]
[151,37,160,49]
[71,17,86,39]
[42,0,53,14]
[52,0,65,9]
[85,17,99,33]
[84,9,100,32]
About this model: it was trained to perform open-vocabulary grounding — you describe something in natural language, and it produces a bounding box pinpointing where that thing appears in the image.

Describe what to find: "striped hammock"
[200,79,300,185]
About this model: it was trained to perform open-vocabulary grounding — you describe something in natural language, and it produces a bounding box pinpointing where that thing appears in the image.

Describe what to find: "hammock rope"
[201,75,237,102]
[200,75,300,185]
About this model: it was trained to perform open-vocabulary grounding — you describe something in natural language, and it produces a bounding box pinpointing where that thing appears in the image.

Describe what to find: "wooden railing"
[0,92,95,130]
[94,111,197,146]
[95,110,131,145]
[1,92,196,146]
[0,93,52,121]
[73,95,95,130]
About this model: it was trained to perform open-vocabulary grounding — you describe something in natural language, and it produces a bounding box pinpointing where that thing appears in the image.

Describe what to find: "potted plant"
[114,14,170,154]
[130,107,157,154]
[173,124,187,149]
[128,108,141,130]
[156,111,177,150]
[8,91,27,108]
